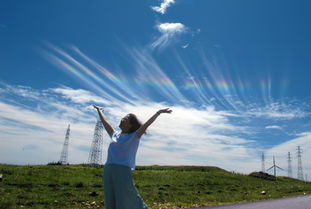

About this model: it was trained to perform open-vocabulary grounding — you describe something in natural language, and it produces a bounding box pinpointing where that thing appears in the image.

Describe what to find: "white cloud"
[39,43,138,104]
[0,84,254,171]
[265,125,282,130]
[1,83,310,179]
[51,87,110,105]
[245,102,308,120]
[265,132,311,179]
[151,0,176,14]
[151,23,187,50]
[0,101,96,164]
[2,84,42,100]
[2,44,311,180]
[182,43,189,49]
[157,23,186,34]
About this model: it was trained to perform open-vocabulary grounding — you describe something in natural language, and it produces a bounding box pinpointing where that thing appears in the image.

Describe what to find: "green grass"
[0,164,310,209]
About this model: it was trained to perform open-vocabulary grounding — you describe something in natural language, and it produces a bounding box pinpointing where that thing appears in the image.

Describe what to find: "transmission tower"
[267,156,283,177]
[261,152,265,173]
[88,120,104,167]
[59,124,70,164]
[297,146,304,181]
[287,152,293,178]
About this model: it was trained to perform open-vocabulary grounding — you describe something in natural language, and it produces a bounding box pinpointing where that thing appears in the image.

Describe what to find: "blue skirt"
[103,164,148,209]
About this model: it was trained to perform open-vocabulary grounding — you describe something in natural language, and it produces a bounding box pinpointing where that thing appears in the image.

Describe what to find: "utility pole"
[59,124,70,164]
[297,146,304,181]
[88,120,104,167]
[267,156,283,177]
[261,152,265,173]
[287,152,292,178]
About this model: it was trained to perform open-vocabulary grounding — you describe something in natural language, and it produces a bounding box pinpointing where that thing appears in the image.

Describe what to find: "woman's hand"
[93,105,115,136]
[93,105,104,111]
[157,108,172,114]
[136,108,172,137]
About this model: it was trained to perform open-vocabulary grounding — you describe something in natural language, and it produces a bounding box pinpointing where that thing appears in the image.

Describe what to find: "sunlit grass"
[0,164,310,209]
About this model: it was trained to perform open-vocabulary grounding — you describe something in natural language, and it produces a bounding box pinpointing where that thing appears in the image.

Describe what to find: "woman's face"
[119,115,132,132]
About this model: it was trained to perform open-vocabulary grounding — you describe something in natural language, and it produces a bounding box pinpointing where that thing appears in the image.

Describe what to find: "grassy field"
[0,164,310,209]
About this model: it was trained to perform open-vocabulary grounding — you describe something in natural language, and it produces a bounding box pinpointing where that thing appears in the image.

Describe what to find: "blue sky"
[0,0,311,179]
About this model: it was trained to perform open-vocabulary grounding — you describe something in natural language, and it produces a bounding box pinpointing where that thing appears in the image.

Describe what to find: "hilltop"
[0,164,310,209]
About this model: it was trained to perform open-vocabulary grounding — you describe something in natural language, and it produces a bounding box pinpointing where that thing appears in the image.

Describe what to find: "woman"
[93,105,172,209]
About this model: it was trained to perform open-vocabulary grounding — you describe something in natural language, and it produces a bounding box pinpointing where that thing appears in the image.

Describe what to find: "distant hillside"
[0,164,310,209]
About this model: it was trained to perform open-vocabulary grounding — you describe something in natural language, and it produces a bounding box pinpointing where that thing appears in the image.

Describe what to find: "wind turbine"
[267,156,284,177]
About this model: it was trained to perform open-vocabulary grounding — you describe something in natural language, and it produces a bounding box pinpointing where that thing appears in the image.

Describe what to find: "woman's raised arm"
[93,105,115,137]
[136,108,172,138]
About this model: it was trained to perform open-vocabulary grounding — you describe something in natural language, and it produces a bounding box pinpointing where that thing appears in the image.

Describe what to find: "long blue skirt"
[103,164,148,209]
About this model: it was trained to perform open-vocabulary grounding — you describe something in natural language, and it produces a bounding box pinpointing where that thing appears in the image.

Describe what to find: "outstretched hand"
[157,108,172,114]
[93,105,104,111]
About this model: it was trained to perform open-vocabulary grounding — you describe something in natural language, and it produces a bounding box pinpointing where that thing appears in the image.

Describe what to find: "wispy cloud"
[151,0,176,14]
[2,43,311,178]
[0,84,100,164]
[245,102,309,120]
[39,42,137,104]
[0,83,256,172]
[181,43,189,49]
[265,125,282,130]
[125,47,187,103]
[0,85,295,172]
[51,87,110,105]
[1,82,310,177]
[151,23,187,50]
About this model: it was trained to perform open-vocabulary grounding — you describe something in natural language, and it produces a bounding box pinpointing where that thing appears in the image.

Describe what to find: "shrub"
[47,161,63,165]
[75,182,84,188]
[248,171,276,181]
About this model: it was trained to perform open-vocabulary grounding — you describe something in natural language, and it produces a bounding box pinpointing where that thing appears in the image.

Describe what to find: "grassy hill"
[0,164,310,209]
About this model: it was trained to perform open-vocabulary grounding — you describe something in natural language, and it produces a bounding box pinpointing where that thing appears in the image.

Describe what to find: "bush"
[75,182,84,188]
[47,161,67,165]
[248,171,276,181]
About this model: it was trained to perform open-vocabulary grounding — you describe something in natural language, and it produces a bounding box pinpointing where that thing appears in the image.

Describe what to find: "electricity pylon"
[297,146,304,181]
[287,152,293,178]
[59,124,70,164]
[88,120,104,167]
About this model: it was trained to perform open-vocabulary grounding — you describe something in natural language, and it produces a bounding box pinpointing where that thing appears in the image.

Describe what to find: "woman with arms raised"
[93,105,172,209]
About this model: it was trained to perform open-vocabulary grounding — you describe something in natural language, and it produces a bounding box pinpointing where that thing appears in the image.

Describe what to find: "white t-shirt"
[105,131,141,170]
